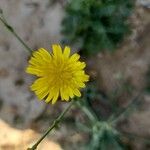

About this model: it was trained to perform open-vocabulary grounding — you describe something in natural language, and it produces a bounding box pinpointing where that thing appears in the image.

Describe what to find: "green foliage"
[61,0,134,55]
[75,82,143,150]
[87,122,125,150]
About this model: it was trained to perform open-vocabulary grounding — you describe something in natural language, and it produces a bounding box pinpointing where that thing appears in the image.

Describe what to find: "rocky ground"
[0,0,150,150]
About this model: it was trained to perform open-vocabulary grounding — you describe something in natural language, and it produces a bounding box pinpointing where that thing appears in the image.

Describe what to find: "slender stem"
[110,92,143,125]
[0,15,33,54]
[27,100,74,150]
[121,131,150,143]
[76,101,98,123]
[81,105,98,123]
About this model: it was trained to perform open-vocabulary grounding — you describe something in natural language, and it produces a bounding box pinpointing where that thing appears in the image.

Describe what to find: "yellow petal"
[35,88,49,100]
[38,48,51,60]
[78,82,86,88]
[52,44,62,57]
[68,87,74,99]
[45,94,53,103]
[63,46,70,58]
[73,89,81,97]
[26,67,43,76]
[69,53,80,62]
[60,87,69,101]
[52,91,59,104]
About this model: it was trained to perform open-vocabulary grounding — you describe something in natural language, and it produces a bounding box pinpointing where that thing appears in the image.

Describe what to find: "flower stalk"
[76,101,98,123]
[0,9,33,54]
[109,92,143,125]
[27,100,74,150]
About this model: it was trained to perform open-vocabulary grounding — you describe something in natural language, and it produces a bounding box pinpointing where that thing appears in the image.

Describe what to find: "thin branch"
[110,92,143,125]
[121,131,150,143]
[0,10,33,54]
[27,100,74,150]
[76,100,98,123]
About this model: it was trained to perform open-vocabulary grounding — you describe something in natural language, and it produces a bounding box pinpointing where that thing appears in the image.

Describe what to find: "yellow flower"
[26,44,89,104]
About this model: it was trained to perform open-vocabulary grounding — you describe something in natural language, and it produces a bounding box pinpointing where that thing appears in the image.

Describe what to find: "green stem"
[110,92,143,125]
[76,101,98,123]
[27,100,74,150]
[121,131,150,143]
[0,15,33,54]
[82,105,98,123]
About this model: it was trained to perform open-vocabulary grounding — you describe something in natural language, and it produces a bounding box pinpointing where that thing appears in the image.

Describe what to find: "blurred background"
[0,0,150,150]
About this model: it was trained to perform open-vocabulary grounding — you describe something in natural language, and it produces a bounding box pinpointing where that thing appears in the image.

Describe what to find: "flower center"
[50,62,73,86]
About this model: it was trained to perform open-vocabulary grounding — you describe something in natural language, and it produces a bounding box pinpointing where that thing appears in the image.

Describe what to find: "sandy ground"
[0,119,62,150]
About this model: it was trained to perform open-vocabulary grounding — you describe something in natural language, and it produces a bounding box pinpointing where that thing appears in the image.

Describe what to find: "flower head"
[26,44,89,104]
